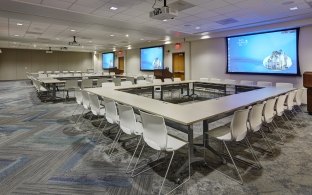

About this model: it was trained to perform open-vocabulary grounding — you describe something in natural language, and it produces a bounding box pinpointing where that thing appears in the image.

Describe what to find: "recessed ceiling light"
[125,34,129,37]
[164,41,171,44]
[110,6,118,10]
[17,23,23,26]
[110,34,115,37]
[195,26,201,30]
[201,35,210,39]
[163,19,168,22]
[14,34,19,37]
[201,32,209,35]
[289,6,298,10]
[70,29,76,32]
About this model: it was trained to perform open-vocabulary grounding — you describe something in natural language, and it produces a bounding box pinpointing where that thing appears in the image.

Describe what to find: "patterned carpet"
[0,80,311,195]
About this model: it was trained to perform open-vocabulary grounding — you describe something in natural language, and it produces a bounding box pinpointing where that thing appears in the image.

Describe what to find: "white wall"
[191,25,312,88]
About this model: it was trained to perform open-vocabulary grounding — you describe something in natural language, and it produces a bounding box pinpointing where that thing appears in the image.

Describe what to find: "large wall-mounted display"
[140,46,164,71]
[226,28,300,76]
[102,52,115,69]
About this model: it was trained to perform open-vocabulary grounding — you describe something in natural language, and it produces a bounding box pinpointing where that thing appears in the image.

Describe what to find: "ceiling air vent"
[215,18,238,25]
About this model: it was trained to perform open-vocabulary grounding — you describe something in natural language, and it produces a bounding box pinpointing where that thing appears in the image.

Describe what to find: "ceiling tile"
[41,0,73,9]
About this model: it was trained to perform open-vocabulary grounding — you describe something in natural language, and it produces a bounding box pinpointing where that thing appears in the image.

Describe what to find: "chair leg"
[245,138,262,168]
[260,129,273,154]
[131,142,146,177]
[75,108,85,124]
[126,135,143,173]
[223,141,243,184]
[108,128,122,156]
[159,151,175,195]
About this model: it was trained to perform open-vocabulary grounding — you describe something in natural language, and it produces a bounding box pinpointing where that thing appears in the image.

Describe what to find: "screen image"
[140,46,164,71]
[102,52,115,69]
[227,29,299,75]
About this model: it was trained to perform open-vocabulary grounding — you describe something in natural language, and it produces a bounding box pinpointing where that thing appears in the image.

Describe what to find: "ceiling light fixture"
[164,41,171,44]
[113,48,116,51]
[163,19,167,22]
[126,34,129,37]
[201,35,210,39]
[14,34,19,37]
[17,23,23,26]
[110,34,115,37]
[289,6,298,10]
[110,6,118,10]
[195,26,201,30]
[70,29,76,32]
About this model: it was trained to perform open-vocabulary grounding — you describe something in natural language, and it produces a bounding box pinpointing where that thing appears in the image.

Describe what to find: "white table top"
[86,80,294,126]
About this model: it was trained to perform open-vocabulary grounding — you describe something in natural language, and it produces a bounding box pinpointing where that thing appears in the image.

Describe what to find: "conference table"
[86,80,293,182]
[38,78,66,101]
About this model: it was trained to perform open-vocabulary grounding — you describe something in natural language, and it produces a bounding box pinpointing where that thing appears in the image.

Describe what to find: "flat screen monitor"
[140,46,164,71]
[226,28,300,76]
[102,52,115,70]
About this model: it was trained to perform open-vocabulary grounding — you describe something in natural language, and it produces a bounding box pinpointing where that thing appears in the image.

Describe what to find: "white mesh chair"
[262,97,284,142]
[75,90,91,129]
[109,104,143,161]
[63,80,79,101]
[121,81,133,86]
[98,100,119,143]
[113,77,121,86]
[137,80,149,85]
[205,108,260,184]
[240,80,254,86]
[210,78,221,83]
[276,82,294,88]
[153,79,162,94]
[257,81,272,87]
[89,93,106,141]
[74,72,81,77]
[248,102,273,153]
[102,82,115,88]
[72,88,83,117]
[81,79,93,89]
[96,78,108,87]
[38,71,45,74]
[284,91,300,126]
[294,88,305,113]
[132,111,190,195]
[199,78,209,82]
[163,78,173,83]
[274,94,293,132]
[173,77,181,82]
[38,74,48,78]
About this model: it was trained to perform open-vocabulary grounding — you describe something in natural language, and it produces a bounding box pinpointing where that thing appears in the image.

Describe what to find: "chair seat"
[207,125,232,141]
[166,135,187,152]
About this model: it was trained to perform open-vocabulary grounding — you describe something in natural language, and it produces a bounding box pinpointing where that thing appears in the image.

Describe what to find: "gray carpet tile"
[0,80,311,195]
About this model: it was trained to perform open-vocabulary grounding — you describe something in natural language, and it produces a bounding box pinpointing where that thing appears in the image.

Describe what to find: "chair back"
[153,79,162,84]
[137,80,149,85]
[257,81,272,87]
[81,79,93,89]
[126,77,135,84]
[199,78,209,82]
[295,88,304,106]
[231,108,250,141]
[137,76,145,81]
[276,82,294,88]
[104,100,119,124]
[121,81,133,86]
[81,90,90,109]
[75,89,83,105]
[285,91,295,110]
[224,79,236,85]
[164,78,172,83]
[240,80,254,86]
[263,97,277,123]
[97,78,108,87]
[89,93,101,115]
[113,77,121,86]
[275,94,287,116]
[102,82,115,88]
[210,78,221,83]
[173,78,181,82]
[74,73,81,77]
[65,80,78,89]
[117,104,137,135]
[248,102,265,132]
[140,111,167,151]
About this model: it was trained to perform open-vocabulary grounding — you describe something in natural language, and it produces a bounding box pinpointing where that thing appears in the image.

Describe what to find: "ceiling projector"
[150,7,178,20]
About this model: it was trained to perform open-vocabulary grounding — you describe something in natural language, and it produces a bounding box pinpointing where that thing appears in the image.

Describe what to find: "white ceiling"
[0,0,311,52]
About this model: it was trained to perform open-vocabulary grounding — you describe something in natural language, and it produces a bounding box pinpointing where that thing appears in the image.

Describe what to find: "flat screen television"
[226,28,300,76]
[140,46,164,71]
[102,52,115,70]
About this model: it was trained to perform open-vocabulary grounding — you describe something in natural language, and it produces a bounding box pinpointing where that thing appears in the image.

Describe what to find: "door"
[118,57,124,71]
[172,52,185,80]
